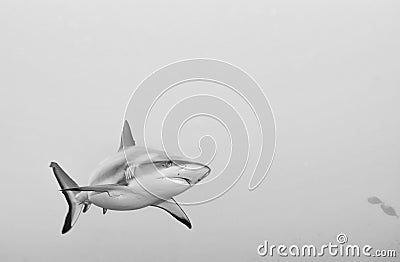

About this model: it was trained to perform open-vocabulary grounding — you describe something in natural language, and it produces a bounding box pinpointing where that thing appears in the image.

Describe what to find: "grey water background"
[1,1,399,261]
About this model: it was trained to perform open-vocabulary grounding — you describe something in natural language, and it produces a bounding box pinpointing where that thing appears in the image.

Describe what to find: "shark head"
[136,159,210,186]
[116,120,212,200]
[157,159,211,186]
[133,158,211,199]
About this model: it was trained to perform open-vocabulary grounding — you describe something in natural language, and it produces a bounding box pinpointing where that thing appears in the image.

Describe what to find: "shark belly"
[87,183,159,210]
[88,191,156,210]
[87,177,190,210]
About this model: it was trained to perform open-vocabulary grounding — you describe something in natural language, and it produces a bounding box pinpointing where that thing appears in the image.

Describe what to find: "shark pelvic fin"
[82,202,91,213]
[103,208,107,215]
[118,120,136,151]
[152,198,192,229]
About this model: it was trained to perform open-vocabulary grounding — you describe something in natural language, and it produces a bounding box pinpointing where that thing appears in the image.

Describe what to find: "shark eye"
[162,161,173,168]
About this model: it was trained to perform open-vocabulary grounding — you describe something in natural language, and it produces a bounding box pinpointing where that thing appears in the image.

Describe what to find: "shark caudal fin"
[50,162,84,234]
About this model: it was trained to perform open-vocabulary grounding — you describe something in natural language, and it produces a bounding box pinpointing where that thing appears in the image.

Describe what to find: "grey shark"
[50,120,211,234]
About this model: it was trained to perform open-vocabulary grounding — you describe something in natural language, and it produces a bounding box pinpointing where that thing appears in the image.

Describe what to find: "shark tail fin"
[50,161,84,234]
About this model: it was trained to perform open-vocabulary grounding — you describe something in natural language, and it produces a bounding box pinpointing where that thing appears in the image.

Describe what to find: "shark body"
[51,121,210,234]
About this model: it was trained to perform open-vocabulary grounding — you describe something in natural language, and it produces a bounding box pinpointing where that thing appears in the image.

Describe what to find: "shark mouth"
[167,176,192,185]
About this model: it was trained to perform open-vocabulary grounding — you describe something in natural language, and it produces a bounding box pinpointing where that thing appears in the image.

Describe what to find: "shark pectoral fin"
[118,120,136,151]
[62,184,125,198]
[103,208,107,215]
[152,198,192,229]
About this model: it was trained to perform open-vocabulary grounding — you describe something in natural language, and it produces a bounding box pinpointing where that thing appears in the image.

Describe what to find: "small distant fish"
[380,204,399,218]
[367,196,382,205]
[367,196,399,219]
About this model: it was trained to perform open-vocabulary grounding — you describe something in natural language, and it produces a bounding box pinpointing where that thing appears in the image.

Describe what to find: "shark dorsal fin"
[118,120,136,151]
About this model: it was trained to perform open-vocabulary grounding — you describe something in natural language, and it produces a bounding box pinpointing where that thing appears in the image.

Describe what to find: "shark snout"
[179,162,211,185]
[200,165,211,181]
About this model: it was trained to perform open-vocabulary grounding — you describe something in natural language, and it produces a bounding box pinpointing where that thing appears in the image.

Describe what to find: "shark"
[50,120,211,234]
